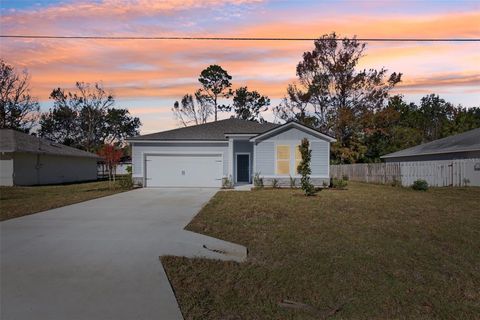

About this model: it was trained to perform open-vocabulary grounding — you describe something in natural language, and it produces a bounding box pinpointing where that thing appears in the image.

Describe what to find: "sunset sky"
[1,0,479,134]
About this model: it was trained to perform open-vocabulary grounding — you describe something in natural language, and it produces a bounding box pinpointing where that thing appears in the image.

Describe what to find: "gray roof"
[0,129,100,158]
[381,127,480,159]
[128,118,281,141]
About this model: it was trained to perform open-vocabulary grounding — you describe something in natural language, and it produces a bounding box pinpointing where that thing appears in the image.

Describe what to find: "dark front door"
[236,154,250,182]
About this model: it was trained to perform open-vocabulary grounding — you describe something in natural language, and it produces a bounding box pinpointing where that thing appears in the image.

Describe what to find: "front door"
[236,154,250,183]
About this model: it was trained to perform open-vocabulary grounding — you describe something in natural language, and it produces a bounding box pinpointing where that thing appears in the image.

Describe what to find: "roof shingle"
[381,127,480,158]
[128,118,280,141]
[0,129,100,158]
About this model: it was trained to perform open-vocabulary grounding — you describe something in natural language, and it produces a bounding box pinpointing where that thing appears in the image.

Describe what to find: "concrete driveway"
[1,188,246,320]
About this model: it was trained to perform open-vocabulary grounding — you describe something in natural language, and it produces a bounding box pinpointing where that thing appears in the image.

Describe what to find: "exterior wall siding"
[12,153,97,186]
[254,127,330,178]
[131,142,229,179]
[0,153,14,186]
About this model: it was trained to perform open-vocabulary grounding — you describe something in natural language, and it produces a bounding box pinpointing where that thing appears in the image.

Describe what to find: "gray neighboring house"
[381,127,480,162]
[0,129,99,186]
[127,118,336,188]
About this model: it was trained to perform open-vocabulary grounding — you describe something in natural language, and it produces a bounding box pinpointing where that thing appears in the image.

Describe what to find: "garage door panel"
[145,154,222,187]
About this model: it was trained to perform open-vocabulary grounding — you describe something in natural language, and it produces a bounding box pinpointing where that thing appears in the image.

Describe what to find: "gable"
[253,126,334,143]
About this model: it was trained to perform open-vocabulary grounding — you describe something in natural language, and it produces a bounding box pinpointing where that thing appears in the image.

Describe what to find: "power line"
[1,35,479,42]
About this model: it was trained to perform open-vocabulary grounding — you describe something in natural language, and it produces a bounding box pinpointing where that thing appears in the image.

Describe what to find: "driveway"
[1,188,246,320]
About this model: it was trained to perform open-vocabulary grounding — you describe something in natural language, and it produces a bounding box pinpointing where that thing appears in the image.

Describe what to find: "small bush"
[117,174,133,189]
[342,174,349,181]
[222,176,234,189]
[271,178,279,189]
[253,172,264,188]
[331,178,348,189]
[289,176,297,188]
[391,177,402,187]
[412,179,428,191]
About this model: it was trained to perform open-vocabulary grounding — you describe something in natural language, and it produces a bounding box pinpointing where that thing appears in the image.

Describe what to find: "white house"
[0,129,99,186]
[127,118,336,187]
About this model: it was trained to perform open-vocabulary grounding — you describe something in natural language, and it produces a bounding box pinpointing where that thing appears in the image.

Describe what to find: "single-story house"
[381,127,480,162]
[0,129,99,186]
[127,118,336,188]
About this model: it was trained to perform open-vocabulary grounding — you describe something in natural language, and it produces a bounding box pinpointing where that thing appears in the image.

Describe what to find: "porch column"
[228,138,234,178]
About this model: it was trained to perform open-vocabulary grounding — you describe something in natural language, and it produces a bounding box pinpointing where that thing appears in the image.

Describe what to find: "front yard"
[162,182,480,319]
[0,180,128,221]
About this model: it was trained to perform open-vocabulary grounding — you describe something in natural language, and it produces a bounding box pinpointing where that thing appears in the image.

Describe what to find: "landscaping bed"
[162,182,480,319]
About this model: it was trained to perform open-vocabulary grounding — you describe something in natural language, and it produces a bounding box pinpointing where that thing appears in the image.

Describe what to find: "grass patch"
[162,182,480,319]
[0,180,129,221]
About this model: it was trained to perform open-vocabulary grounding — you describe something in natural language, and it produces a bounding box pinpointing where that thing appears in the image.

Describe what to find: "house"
[381,128,480,162]
[127,118,336,188]
[0,129,99,186]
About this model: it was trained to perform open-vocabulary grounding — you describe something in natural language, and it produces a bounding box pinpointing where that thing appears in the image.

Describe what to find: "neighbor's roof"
[381,127,480,159]
[0,129,100,158]
[128,118,281,141]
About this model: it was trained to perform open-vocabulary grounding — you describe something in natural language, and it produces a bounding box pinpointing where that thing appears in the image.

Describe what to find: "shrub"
[117,174,133,189]
[253,172,264,188]
[298,138,316,196]
[289,176,296,188]
[331,178,348,189]
[271,178,279,189]
[412,179,428,191]
[222,176,234,189]
[342,174,349,181]
[391,177,402,187]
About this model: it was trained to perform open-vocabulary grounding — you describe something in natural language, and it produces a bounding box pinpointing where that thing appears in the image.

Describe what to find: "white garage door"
[145,154,223,187]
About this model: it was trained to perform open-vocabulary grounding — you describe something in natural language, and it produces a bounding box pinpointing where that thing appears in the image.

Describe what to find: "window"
[295,145,302,174]
[276,145,290,175]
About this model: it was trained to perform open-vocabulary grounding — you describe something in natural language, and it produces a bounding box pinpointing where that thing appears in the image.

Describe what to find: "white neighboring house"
[127,118,336,188]
[0,129,99,186]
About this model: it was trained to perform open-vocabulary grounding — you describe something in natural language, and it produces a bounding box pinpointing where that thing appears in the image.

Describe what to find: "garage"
[145,154,223,187]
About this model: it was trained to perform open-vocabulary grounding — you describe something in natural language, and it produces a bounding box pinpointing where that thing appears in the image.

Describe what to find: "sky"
[1,0,479,134]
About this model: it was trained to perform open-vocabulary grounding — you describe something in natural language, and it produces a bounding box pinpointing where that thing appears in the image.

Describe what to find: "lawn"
[162,182,480,319]
[0,180,128,221]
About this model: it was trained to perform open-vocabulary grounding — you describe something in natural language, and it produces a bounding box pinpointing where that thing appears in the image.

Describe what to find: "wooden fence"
[330,158,480,187]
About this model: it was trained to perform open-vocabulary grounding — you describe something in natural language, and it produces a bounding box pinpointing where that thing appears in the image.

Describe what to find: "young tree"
[297,138,316,196]
[172,90,213,126]
[97,144,123,184]
[0,59,40,132]
[198,65,232,121]
[39,82,140,151]
[274,33,402,163]
[232,86,270,122]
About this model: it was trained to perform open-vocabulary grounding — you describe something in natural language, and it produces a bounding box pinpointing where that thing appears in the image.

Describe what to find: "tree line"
[2,31,479,162]
[173,32,479,163]
[0,59,141,152]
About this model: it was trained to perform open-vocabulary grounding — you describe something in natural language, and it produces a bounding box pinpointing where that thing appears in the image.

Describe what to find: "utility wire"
[1,35,479,42]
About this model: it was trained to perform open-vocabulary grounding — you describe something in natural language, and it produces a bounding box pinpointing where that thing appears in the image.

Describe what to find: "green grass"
[0,180,128,221]
[162,182,480,319]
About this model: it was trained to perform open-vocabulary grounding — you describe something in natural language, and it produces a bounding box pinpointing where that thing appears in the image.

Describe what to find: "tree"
[198,65,232,121]
[97,144,123,184]
[297,138,316,196]
[172,90,213,126]
[0,59,40,132]
[232,86,270,122]
[274,33,402,163]
[39,82,140,151]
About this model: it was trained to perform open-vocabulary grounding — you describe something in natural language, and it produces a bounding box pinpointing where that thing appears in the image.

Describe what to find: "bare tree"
[0,59,40,132]
[172,90,214,126]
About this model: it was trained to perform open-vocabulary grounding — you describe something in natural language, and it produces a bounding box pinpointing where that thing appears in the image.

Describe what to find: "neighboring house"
[127,118,336,188]
[0,129,99,186]
[381,128,480,162]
